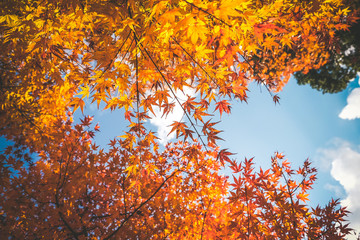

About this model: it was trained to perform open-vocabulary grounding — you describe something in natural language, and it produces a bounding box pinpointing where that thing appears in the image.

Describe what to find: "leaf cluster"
[294,0,360,93]
[0,0,357,239]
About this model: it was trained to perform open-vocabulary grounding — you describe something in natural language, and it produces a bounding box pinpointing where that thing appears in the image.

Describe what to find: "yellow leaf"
[70,97,85,114]
[78,85,91,99]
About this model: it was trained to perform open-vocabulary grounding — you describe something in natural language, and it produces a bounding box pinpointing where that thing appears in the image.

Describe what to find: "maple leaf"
[273,94,280,105]
[168,121,187,138]
[70,97,86,114]
[214,100,231,117]
[161,102,176,118]
[124,110,135,122]
[0,0,357,239]
[182,96,197,114]
[217,148,234,165]
[297,193,310,202]
[183,128,195,141]
[193,107,212,123]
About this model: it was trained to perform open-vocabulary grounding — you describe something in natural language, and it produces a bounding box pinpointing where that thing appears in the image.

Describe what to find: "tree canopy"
[0,0,358,239]
[294,0,360,93]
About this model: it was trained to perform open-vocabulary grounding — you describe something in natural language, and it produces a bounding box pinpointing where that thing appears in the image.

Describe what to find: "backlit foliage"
[0,0,356,238]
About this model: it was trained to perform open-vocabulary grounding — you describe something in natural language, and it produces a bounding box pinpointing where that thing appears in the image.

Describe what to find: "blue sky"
[1,75,359,238]
[227,77,360,238]
[146,75,360,238]
[220,76,360,220]
[220,76,360,238]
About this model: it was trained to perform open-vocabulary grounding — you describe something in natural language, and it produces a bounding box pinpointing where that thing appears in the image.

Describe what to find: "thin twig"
[171,36,220,89]
[103,170,179,240]
[240,53,274,98]
[97,31,132,80]
[184,0,232,27]
[245,186,251,240]
[134,33,143,165]
[200,200,212,240]
[133,31,208,151]
[281,171,298,237]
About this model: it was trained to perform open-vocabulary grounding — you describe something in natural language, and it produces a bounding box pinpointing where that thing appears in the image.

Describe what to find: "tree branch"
[133,31,209,150]
[184,0,232,27]
[103,170,179,240]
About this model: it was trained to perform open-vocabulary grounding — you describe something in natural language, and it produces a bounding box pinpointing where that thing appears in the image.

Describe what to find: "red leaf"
[124,110,135,122]
[215,100,231,117]
[273,94,280,105]
[217,148,234,165]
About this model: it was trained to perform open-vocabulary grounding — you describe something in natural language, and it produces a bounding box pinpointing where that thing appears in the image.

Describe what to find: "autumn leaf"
[217,148,234,165]
[70,97,85,114]
[0,0,356,239]
[168,121,187,138]
[215,100,231,117]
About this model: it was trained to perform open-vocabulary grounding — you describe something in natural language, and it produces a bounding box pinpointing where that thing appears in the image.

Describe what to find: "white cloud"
[344,45,356,56]
[149,86,197,145]
[339,88,360,120]
[318,139,360,239]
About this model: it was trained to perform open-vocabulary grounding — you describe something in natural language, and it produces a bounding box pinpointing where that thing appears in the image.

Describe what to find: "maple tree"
[0,0,358,239]
[0,117,352,239]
